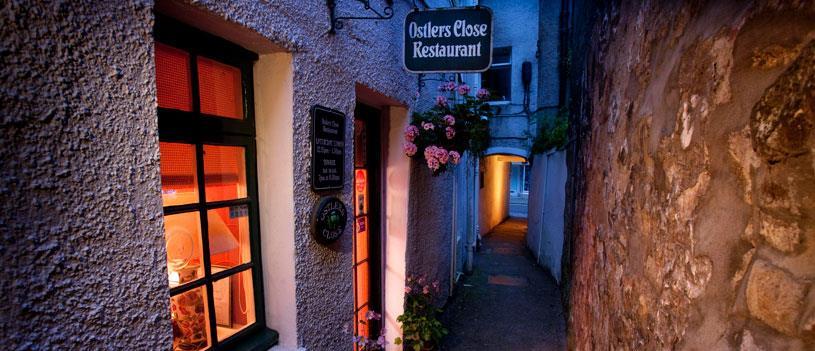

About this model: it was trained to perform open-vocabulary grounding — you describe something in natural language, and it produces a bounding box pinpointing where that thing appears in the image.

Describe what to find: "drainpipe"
[450,165,457,294]
[466,155,478,273]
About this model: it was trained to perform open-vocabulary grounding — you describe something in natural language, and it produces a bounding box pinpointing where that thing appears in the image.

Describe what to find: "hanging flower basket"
[403,82,492,175]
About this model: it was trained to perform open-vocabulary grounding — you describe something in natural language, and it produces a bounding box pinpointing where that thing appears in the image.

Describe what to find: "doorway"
[352,103,383,342]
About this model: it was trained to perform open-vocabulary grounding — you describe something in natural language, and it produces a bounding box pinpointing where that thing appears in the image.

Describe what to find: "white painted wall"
[254,53,298,349]
[478,155,510,236]
[384,107,410,351]
[526,151,567,283]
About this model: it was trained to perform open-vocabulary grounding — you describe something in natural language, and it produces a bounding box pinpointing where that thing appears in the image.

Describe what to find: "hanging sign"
[311,105,346,191]
[403,7,493,73]
[312,196,348,245]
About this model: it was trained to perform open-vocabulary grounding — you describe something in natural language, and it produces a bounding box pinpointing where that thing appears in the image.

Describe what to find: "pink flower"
[438,81,456,92]
[421,121,435,130]
[476,88,490,100]
[445,126,456,140]
[366,310,381,321]
[423,286,430,294]
[434,147,449,164]
[427,157,440,171]
[457,83,471,95]
[405,286,412,293]
[449,151,461,164]
[424,145,438,160]
[435,95,448,107]
[443,114,455,126]
[377,335,386,346]
[404,125,419,142]
[403,142,417,156]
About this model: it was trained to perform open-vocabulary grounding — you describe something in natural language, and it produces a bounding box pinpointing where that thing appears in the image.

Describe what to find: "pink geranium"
[435,95,448,107]
[443,114,455,126]
[404,125,419,142]
[449,151,461,164]
[403,142,417,156]
[435,147,449,164]
[426,157,440,171]
[445,127,456,140]
[421,121,435,130]
[457,83,471,95]
[476,88,490,100]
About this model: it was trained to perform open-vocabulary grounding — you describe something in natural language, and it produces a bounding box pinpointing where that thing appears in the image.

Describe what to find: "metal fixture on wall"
[326,0,394,34]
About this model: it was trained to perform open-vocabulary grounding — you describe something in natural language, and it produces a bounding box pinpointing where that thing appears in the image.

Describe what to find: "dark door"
[352,103,382,344]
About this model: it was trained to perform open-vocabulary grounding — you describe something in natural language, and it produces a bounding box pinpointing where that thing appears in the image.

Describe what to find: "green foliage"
[531,108,569,154]
[394,276,448,350]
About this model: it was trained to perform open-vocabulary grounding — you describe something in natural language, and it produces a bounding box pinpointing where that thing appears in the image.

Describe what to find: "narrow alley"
[442,218,565,350]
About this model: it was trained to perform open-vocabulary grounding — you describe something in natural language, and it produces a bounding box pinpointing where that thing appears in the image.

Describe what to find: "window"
[155,17,272,351]
[481,46,512,101]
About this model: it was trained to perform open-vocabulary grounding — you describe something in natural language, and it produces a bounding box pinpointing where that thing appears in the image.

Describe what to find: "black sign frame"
[403,6,494,73]
[311,105,346,192]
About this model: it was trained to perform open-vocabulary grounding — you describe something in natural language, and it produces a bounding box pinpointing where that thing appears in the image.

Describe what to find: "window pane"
[203,145,247,202]
[155,43,193,112]
[198,57,243,120]
[492,46,511,64]
[481,66,511,101]
[170,286,211,351]
[213,269,256,341]
[208,206,251,269]
[164,212,206,288]
[355,261,369,309]
[160,142,200,207]
[354,169,368,216]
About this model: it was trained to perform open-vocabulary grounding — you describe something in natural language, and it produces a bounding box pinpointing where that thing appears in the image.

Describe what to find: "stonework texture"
[566,0,815,349]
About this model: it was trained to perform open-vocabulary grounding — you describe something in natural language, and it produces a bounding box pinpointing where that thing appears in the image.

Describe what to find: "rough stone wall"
[0,1,172,349]
[567,0,815,349]
[406,166,454,305]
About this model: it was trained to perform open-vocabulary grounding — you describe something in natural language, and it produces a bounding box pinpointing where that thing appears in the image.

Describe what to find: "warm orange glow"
[197,57,243,119]
[355,218,369,264]
[159,142,199,206]
[203,145,247,202]
[155,44,193,112]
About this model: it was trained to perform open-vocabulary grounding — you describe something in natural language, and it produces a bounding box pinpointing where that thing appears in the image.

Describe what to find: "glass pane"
[155,43,193,112]
[203,145,247,202]
[492,46,511,64]
[208,206,251,269]
[354,169,368,216]
[355,261,369,309]
[355,217,368,264]
[164,212,205,288]
[170,286,211,351]
[198,56,243,120]
[213,269,256,341]
[354,119,367,168]
[160,142,199,207]
[481,66,511,101]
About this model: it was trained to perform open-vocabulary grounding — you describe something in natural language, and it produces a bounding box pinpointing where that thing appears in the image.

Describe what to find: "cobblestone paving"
[440,218,566,350]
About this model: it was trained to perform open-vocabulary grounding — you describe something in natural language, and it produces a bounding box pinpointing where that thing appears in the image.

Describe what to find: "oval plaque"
[312,196,348,245]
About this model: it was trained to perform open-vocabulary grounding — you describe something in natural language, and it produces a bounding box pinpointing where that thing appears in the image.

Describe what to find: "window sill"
[225,328,279,351]
[486,100,511,106]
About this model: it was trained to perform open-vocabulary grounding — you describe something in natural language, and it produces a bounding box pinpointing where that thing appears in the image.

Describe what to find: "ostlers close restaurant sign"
[403,7,493,73]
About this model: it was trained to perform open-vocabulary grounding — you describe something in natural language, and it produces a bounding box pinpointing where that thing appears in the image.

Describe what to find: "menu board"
[311,105,346,191]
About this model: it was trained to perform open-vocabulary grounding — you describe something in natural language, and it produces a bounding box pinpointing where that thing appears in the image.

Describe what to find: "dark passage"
[441,218,566,350]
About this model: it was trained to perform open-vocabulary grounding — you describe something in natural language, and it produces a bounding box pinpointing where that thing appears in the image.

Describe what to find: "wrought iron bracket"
[327,0,394,34]
[417,73,458,94]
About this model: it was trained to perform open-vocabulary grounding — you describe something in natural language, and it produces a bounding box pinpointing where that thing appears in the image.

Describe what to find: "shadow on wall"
[479,154,526,236]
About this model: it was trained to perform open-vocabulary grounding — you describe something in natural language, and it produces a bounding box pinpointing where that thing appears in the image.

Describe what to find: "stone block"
[745,260,807,336]
[759,214,801,253]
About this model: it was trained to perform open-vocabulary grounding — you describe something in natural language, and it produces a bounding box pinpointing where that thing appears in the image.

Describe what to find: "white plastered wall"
[254,53,298,349]
[384,106,410,351]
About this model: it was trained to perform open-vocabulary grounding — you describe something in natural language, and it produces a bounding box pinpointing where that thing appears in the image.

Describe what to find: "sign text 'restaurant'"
[404,7,493,73]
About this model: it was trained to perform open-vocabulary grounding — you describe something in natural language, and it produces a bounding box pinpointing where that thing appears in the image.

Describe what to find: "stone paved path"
[441,218,566,350]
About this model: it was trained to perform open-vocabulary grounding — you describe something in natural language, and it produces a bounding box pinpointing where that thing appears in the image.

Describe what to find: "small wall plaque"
[311,105,346,191]
[312,196,348,245]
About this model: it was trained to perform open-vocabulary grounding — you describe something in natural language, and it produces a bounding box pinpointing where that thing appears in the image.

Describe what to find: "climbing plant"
[531,107,569,154]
